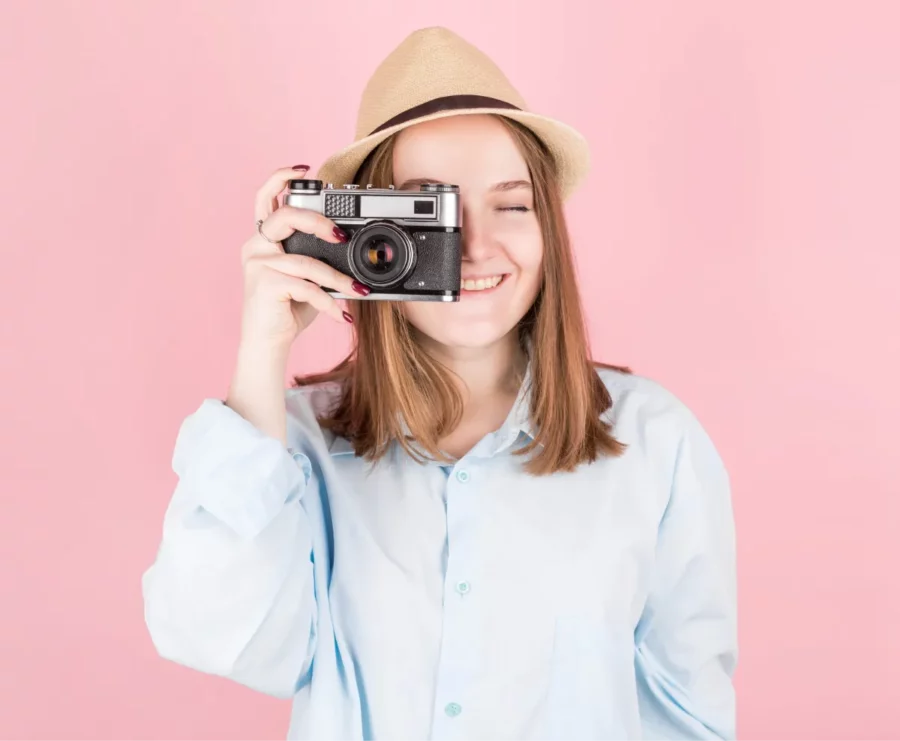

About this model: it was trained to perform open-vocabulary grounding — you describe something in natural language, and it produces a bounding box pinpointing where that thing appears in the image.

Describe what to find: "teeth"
[461,275,503,291]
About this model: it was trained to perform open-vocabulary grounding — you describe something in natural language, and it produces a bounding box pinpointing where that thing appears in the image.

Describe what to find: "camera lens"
[349,222,415,287]
[365,240,395,273]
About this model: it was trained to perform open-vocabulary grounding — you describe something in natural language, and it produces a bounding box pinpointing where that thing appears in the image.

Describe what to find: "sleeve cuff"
[172,399,313,538]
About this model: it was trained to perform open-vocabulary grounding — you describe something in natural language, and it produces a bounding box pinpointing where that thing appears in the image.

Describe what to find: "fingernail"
[292,164,309,171]
[352,281,371,296]
[333,226,349,242]
[343,311,354,324]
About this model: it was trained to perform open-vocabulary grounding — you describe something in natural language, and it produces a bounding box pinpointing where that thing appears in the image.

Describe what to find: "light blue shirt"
[142,366,737,740]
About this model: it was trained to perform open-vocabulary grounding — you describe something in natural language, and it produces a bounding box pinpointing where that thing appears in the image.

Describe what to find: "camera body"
[282,179,462,301]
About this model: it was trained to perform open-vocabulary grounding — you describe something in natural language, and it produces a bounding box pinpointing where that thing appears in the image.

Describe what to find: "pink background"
[2,1,898,738]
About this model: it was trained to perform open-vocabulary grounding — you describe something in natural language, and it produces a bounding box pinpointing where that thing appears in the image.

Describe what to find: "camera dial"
[420,183,458,193]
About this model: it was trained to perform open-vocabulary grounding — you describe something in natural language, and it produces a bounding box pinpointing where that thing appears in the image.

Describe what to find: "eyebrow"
[398,177,533,192]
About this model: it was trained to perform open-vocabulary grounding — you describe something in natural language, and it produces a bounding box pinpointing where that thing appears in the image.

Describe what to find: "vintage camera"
[282,179,462,301]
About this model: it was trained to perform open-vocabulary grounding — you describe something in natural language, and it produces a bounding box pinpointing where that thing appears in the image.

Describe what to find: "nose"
[461,207,493,263]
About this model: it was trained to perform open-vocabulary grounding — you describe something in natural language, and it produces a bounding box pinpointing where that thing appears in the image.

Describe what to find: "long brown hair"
[294,115,631,474]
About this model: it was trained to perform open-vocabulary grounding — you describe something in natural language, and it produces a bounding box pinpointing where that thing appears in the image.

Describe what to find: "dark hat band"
[369,95,522,135]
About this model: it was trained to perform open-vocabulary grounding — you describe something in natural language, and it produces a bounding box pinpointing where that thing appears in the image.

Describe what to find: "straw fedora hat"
[315,26,590,199]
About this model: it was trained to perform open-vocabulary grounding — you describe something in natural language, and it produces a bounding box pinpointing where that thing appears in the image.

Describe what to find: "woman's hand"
[239,165,369,353]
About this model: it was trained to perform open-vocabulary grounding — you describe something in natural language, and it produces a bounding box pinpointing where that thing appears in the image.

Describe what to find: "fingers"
[254,165,311,222]
[263,267,348,325]
[255,205,345,245]
[244,206,346,262]
[252,253,366,297]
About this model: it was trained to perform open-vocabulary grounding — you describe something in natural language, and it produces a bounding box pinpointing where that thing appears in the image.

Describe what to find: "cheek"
[523,241,544,274]
[499,217,543,268]
[513,233,544,285]
[514,237,544,310]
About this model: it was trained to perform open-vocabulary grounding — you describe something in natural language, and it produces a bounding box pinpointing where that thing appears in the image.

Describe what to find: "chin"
[409,318,515,350]
[431,329,508,349]
[403,295,537,350]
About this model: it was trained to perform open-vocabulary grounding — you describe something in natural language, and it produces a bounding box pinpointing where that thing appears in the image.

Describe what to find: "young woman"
[143,27,737,741]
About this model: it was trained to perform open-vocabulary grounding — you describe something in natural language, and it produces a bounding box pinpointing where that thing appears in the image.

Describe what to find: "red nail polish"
[343,311,354,324]
[352,281,371,296]
[292,164,310,171]
[333,226,349,242]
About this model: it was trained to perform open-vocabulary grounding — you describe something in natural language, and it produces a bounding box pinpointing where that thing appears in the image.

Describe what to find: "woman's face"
[392,114,544,350]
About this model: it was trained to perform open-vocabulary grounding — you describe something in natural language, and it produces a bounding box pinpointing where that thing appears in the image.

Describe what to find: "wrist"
[229,342,289,397]
[236,338,291,368]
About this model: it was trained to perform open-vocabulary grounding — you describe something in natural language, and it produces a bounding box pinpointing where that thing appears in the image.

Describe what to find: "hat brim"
[315,108,590,200]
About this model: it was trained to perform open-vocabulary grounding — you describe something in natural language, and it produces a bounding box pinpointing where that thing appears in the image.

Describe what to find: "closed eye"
[497,206,530,212]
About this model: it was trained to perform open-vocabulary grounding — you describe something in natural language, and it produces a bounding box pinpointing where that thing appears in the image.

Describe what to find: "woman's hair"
[293,114,631,474]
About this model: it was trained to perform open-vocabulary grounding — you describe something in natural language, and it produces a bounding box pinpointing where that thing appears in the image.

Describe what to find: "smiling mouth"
[460,274,508,292]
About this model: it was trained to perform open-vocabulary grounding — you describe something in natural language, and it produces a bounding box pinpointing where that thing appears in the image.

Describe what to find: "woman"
[143,27,737,741]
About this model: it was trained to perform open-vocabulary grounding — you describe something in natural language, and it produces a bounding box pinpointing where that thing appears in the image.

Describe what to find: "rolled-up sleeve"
[142,398,320,699]
[634,409,738,739]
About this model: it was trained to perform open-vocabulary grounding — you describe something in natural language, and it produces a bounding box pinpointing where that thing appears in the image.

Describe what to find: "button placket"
[451,467,472,599]
[433,460,475,735]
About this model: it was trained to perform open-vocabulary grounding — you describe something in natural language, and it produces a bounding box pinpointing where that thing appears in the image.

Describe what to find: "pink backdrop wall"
[2,1,898,738]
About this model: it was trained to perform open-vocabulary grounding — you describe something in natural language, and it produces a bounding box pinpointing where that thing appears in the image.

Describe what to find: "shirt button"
[455,580,471,595]
[456,469,470,483]
[444,702,462,717]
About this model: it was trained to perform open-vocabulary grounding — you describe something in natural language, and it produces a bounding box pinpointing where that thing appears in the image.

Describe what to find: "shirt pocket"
[540,615,641,740]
